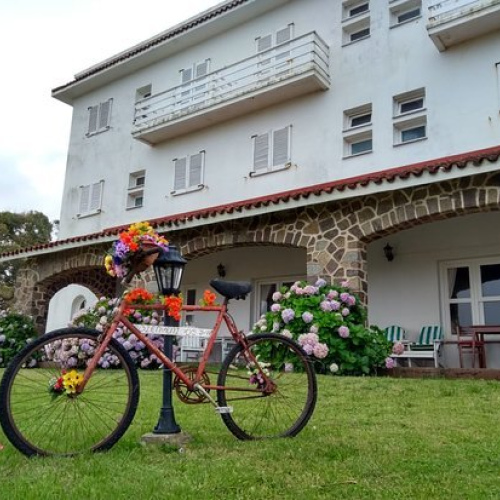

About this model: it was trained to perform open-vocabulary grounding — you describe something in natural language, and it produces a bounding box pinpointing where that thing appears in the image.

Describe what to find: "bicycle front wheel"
[217,333,317,440]
[0,327,139,457]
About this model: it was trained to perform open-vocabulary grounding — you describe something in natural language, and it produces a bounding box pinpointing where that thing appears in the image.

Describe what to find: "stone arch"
[173,210,308,261]
[14,244,118,333]
[307,172,500,302]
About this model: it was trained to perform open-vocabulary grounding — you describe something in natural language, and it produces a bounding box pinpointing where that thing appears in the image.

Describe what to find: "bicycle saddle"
[209,279,252,300]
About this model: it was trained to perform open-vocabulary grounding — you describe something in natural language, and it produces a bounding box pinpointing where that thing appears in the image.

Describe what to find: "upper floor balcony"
[427,0,500,51]
[132,31,330,145]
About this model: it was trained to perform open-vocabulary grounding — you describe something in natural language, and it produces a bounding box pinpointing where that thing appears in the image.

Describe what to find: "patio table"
[470,325,500,368]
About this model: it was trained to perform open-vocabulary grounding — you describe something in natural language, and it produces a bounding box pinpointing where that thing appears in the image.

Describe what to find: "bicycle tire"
[0,327,139,457]
[217,333,317,440]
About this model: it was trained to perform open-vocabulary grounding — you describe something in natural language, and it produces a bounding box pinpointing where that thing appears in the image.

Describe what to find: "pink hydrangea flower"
[302,312,314,323]
[330,300,340,311]
[281,308,295,324]
[302,343,314,355]
[320,300,332,312]
[385,357,395,369]
[271,304,281,313]
[313,343,329,359]
[298,332,319,346]
[338,326,350,338]
[392,342,405,355]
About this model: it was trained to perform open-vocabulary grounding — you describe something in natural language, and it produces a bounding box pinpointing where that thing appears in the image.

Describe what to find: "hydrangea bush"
[0,309,38,367]
[253,279,392,375]
[68,292,169,369]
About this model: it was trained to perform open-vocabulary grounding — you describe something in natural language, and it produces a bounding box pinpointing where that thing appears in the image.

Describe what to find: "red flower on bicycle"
[200,290,217,306]
[164,295,183,321]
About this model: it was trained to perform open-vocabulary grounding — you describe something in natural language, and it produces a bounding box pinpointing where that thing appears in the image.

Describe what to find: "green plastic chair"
[384,325,406,343]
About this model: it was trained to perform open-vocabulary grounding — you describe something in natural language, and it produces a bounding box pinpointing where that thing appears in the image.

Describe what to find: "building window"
[183,288,197,326]
[251,126,292,176]
[342,1,370,45]
[78,181,103,217]
[441,259,500,334]
[255,277,304,322]
[401,124,426,142]
[86,99,112,136]
[342,0,369,20]
[394,88,425,117]
[393,88,426,146]
[343,104,373,157]
[135,84,152,102]
[389,0,421,27]
[126,171,145,209]
[256,24,294,74]
[179,60,210,106]
[172,152,205,195]
[394,116,427,145]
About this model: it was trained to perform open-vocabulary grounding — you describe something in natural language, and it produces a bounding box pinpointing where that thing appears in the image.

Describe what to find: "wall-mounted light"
[217,263,226,278]
[383,244,394,262]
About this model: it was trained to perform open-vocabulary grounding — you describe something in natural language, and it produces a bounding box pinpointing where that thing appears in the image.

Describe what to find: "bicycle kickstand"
[193,383,233,414]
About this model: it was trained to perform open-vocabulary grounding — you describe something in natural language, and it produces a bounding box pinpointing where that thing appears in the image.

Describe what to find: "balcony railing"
[427,0,500,51]
[132,31,330,144]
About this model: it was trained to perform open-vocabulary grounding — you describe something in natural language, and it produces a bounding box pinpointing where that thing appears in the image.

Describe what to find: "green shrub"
[252,279,392,375]
[0,310,38,367]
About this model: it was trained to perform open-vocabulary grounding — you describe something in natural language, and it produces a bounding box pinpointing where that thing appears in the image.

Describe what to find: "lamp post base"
[153,406,181,434]
[140,431,192,448]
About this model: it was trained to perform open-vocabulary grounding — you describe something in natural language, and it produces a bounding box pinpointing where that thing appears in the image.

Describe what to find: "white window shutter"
[195,60,209,78]
[79,185,90,214]
[257,34,272,53]
[98,100,111,129]
[181,67,193,84]
[189,153,203,187]
[272,127,290,166]
[174,158,187,190]
[276,25,292,45]
[88,106,98,134]
[253,133,270,171]
[89,182,103,211]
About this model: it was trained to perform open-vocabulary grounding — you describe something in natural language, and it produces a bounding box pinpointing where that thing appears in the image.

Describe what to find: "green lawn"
[1,370,500,499]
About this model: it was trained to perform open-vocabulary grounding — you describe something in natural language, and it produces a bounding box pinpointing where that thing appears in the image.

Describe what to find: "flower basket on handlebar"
[104,221,169,279]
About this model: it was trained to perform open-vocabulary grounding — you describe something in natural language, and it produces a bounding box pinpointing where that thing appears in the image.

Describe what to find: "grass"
[2,370,500,499]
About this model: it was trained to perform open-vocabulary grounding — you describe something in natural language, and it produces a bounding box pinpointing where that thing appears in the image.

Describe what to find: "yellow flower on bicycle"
[62,370,84,395]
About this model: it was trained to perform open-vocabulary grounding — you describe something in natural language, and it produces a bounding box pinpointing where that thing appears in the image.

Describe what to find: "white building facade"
[3,0,500,367]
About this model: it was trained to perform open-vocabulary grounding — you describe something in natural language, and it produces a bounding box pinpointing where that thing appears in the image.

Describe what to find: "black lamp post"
[152,244,186,434]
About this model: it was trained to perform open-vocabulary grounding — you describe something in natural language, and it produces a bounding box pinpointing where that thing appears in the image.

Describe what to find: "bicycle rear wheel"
[217,333,317,440]
[0,327,139,456]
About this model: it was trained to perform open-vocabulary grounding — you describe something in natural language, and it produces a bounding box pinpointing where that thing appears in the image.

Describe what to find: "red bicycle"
[0,245,317,456]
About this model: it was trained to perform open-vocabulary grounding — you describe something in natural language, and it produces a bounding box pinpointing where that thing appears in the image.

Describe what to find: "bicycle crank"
[173,367,211,404]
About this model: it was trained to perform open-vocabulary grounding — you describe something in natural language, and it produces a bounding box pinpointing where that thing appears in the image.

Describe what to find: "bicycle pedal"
[215,406,233,414]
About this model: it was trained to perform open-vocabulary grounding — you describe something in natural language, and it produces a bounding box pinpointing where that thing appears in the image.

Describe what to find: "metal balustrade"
[132,31,330,144]
[427,0,500,51]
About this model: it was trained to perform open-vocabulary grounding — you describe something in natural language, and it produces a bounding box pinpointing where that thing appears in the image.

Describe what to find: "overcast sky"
[0,0,221,221]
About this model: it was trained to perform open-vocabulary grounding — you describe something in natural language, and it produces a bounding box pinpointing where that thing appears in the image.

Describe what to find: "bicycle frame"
[80,295,265,397]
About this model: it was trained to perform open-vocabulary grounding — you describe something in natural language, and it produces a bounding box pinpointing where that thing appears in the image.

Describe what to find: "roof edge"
[2,144,500,261]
